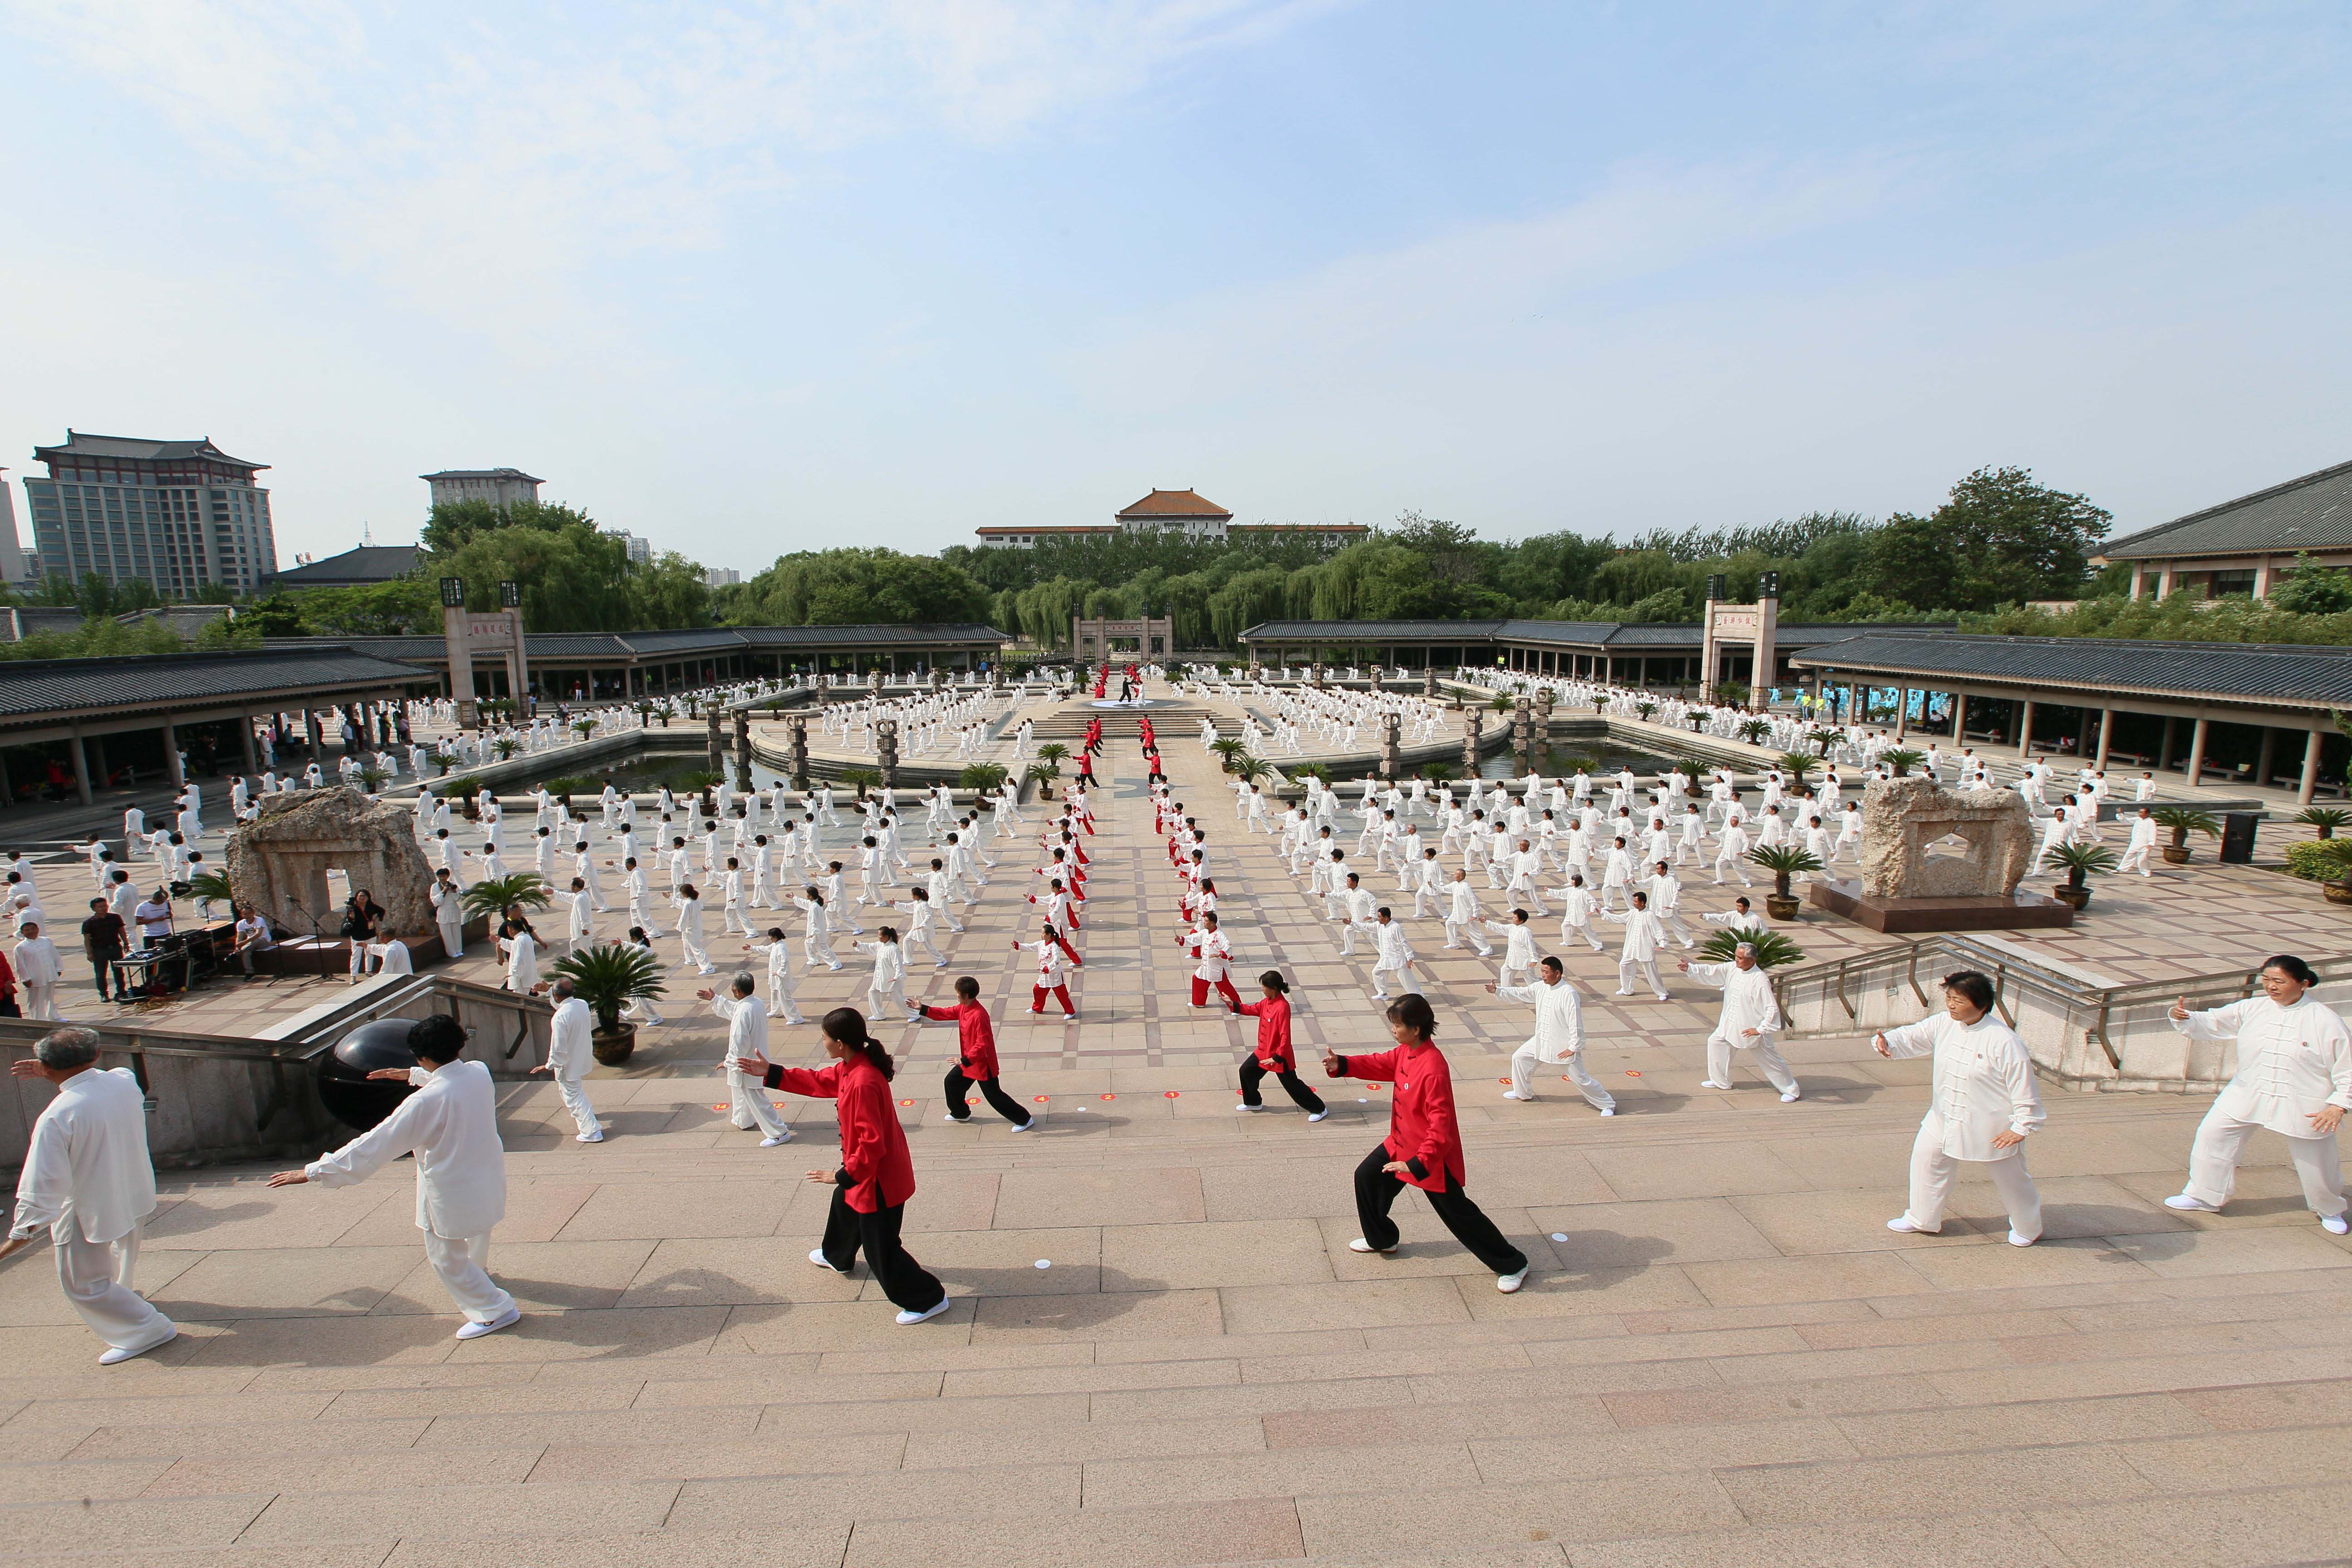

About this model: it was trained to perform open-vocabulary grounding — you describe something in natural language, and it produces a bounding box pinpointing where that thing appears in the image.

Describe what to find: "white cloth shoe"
[2163,1195,2220,1212]
[1885,1215,1940,1234]
[2323,1214,2349,1235]
[760,1131,793,1147]
[896,1298,952,1326]
[1698,1080,1732,1091]
[810,1249,847,1273]
[1348,1237,1396,1254]
[1308,1109,1329,1122]
[98,1327,177,1366]
[1496,1266,1529,1294]
[2008,1230,2038,1246]
[454,1305,521,1341]
[1501,1089,1529,1101]
[1779,1088,1800,1102]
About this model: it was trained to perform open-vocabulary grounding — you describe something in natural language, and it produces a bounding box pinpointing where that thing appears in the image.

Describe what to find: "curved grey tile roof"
[2100,459,2352,560]
[0,647,431,722]
[1788,632,2352,707]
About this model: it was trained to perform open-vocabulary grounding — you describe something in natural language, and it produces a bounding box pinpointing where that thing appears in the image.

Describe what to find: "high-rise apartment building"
[21,431,279,595]
[421,468,543,510]
[0,469,28,583]
[703,566,740,588]
[605,529,652,564]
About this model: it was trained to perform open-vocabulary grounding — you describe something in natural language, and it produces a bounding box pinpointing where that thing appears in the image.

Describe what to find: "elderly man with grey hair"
[1679,942,1800,1102]
[528,975,604,1143]
[0,1029,177,1363]
[697,970,792,1146]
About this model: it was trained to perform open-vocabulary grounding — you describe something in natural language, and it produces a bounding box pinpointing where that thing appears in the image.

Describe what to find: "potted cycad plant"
[549,941,666,1066]
[2046,841,2117,911]
[1738,717,1772,747]
[1881,749,1925,778]
[2152,806,2220,865]
[2293,806,2349,839]
[1694,927,1804,968]
[1746,844,1824,921]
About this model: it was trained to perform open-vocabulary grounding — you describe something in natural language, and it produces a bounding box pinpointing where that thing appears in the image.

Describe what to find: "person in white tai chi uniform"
[1490,957,1613,1115]
[700,971,795,1146]
[1873,970,2044,1246]
[528,976,605,1143]
[2162,955,2350,1234]
[1681,943,1798,1101]
[268,1014,521,1340]
[0,1029,177,1363]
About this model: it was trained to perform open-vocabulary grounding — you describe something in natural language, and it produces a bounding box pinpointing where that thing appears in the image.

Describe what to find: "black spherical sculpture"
[315,1017,421,1132]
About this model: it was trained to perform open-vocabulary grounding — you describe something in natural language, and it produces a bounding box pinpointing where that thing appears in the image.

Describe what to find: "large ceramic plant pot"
[591,1024,636,1068]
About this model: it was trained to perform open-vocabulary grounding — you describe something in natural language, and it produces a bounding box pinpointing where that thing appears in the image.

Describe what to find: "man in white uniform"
[2163,955,2350,1234]
[529,976,605,1143]
[0,1029,176,1362]
[702,972,793,1145]
[268,1014,520,1339]
[1490,957,1613,1114]
[1873,970,2044,1245]
[1681,943,1798,1101]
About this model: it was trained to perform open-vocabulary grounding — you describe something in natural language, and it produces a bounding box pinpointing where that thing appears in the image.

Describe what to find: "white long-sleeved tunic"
[1685,961,1781,1047]
[306,1060,508,1239]
[547,996,593,1081]
[1881,1012,2044,1161]
[2172,995,2352,1139]
[1495,978,1585,1063]
[8,1067,155,1244]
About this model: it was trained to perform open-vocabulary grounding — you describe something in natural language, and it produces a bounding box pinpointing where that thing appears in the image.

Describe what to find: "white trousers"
[22,983,60,1021]
[906,929,947,967]
[1512,1042,1614,1110]
[1656,910,1696,947]
[556,1075,602,1137]
[421,1231,516,1323]
[1560,917,1604,952]
[1368,963,1418,999]
[1711,853,1752,887]
[727,1065,790,1136]
[2183,1113,2345,1218]
[2117,844,2152,876]
[1617,956,1667,999]
[1906,1117,2042,1239]
[55,1225,173,1352]
[1706,1029,1796,1093]
[438,918,464,960]
[1443,920,1493,954]
[764,979,806,1024]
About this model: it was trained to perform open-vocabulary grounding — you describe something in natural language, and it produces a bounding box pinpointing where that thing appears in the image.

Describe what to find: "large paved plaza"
[2,681,2348,1567]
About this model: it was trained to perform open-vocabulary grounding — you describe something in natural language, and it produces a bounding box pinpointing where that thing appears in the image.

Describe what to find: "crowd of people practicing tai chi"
[6,701,2347,1359]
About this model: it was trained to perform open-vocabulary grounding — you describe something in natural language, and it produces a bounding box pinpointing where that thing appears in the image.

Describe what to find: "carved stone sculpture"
[225,787,435,946]
[1857,776,2034,900]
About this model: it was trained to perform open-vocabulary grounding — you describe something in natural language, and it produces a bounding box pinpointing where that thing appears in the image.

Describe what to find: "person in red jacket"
[1322,994,1530,1292]
[1230,971,1327,1120]
[739,1007,950,1325]
[911,975,1035,1130]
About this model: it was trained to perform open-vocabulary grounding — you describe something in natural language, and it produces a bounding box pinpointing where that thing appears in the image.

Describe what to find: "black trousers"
[1352,1142,1528,1275]
[819,1186,946,1313]
[945,1067,1032,1127]
[1240,1059,1326,1114]
[90,960,116,1000]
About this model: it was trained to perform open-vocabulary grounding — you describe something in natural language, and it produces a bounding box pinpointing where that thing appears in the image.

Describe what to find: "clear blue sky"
[4,1,2347,573]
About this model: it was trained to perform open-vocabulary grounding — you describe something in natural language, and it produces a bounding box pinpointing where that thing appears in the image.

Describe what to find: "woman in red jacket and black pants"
[740,1006,951,1325]
[911,975,1035,1130]
[1230,971,1327,1119]
[1323,994,1530,1292]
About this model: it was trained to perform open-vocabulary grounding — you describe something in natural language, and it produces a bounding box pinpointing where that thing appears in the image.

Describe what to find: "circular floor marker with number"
[1164,1091,1181,1098]
[1625,1070,1642,1077]
[1034,1259,1051,1269]
[710,1104,727,1112]
[900,1099,914,1107]
[1552,1233,1568,1242]
[1100,1093,1116,1101]
[1034,1095,1050,1103]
